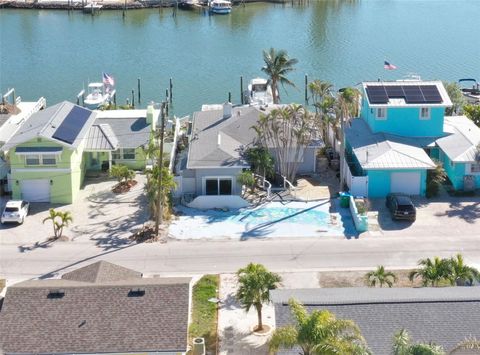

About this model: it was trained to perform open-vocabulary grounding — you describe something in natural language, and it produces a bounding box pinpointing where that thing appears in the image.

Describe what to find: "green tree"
[238,170,256,195]
[244,146,275,180]
[109,164,135,184]
[145,166,176,221]
[308,80,336,141]
[364,266,397,288]
[426,161,446,198]
[236,263,281,332]
[448,253,480,286]
[451,337,480,354]
[443,82,466,116]
[269,299,370,355]
[42,209,73,240]
[261,48,298,104]
[253,104,319,182]
[464,104,480,126]
[408,257,452,287]
[393,329,445,355]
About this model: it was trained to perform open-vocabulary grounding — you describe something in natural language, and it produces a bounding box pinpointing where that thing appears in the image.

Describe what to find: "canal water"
[1,0,479,116]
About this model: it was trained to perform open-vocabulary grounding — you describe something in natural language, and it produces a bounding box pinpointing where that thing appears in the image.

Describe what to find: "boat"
[459,78,480,104]
[83,82,114,109]
[244,77,274,105]
[209,0,231,14]
[83,2,103,14]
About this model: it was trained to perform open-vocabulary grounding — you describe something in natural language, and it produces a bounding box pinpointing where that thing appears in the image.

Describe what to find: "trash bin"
[340,192,351,208]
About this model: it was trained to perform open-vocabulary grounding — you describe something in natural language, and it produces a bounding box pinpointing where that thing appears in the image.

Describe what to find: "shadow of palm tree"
[435,201,480,224]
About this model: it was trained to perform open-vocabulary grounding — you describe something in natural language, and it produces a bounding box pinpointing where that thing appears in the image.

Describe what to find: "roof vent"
[47,289,65,299]
[128,288,145,297]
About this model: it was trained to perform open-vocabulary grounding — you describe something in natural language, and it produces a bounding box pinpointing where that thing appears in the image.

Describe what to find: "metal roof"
[345,119,436,170]
[436,115,480,162]
[94,117,150,149]
[84,124,119,151]
[272,287,480,355]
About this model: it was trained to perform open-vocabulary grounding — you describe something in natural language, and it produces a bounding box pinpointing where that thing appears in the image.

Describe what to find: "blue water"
[200,206,331,226]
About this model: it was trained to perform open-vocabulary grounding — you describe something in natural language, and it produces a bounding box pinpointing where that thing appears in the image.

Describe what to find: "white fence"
[173,176,195,198]
[326,125,341,154]
[343,158,368,197]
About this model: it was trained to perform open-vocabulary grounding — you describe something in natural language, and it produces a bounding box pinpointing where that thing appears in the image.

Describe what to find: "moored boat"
[209,0,231,14]
[459,78,480,104]
[244,77,274,105]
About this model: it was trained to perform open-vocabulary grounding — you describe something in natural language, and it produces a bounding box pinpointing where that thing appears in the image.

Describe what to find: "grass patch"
[189,274,219,354]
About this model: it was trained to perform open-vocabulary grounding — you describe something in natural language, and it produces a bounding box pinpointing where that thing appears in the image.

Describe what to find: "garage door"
[21,179,51,202]
[391,172,421,195]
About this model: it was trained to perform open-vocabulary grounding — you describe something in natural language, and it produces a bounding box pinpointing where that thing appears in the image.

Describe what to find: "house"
[344,80,480,197]
[271,287,480,354]
[176,103,321,201]
[0,261,191,355]
[1,102,160,203]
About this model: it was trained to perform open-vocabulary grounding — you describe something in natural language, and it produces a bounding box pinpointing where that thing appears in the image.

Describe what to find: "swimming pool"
[169,200,354,239]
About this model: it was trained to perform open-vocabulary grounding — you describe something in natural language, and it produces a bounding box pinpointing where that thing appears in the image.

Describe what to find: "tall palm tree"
[269,299,370,355]
[236,263,281,331]
[261,48,298,104]
[448,253,480,286]
[364,266,397,288]
[393,329,445,355]
[308,80,333,114]
[408,257,452,287]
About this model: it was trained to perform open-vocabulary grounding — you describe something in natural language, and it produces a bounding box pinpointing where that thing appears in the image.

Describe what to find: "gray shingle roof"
[0,261,191,354]
[95,117,151,149]
[345,118,437,170]
[272,287,480,355]
[436,115,480,162]
[1,101,97,151]
[84,124,119,151]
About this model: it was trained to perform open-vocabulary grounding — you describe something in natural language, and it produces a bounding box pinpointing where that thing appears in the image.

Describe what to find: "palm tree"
[42,209,73,240]
[451,337,480,354]
[448,253,480,286]
[236,263,281,331]
[261,48,298,104]
[269,299,370,355]
[393,329,445,355]
[145,166,176,220]
[364,266,397,288]
[408,257,452,287]
[308,80,333,114]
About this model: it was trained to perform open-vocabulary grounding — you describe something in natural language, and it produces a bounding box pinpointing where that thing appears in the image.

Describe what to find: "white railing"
[282,175,296,197]
[168,116,180,173]
[253,173,271,198]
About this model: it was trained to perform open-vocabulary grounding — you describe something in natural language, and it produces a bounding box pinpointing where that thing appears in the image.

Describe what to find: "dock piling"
[132,89,135,108]
[169,78,173,103]
[240,76,244,105]
[138,78,141,104]
[228,92,231,103]
[304,74,308,103]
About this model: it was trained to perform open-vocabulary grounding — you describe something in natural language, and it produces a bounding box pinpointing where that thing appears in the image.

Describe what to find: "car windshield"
[5,207,19,212]
[397,204,415,212]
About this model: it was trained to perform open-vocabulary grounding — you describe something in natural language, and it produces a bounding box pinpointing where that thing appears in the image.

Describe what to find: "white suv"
[1,200,30,224]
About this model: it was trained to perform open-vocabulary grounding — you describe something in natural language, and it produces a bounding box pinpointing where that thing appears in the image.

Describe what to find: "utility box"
[192,337,206,355]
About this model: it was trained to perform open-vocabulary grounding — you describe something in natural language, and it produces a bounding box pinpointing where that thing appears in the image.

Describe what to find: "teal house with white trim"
[344,80,480,197]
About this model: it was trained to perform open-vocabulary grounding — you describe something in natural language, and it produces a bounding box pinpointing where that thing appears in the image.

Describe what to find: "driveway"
[0,174,149,251]
[368,196,480,237]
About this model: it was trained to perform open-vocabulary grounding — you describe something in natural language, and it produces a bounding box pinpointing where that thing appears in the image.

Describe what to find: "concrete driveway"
[368,196,480,237]
[0,174,149,250]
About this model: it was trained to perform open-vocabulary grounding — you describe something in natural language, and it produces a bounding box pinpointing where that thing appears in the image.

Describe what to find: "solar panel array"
[366,85,443,105]
[52,106,91,144]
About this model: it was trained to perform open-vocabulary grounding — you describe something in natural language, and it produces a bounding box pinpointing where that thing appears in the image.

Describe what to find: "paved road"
[2,232,480,282]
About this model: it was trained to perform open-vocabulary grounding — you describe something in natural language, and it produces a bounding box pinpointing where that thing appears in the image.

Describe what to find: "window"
[471,163,480,173]
[420,107,430,120]
[25,155,40,165]
[122,148,135,160]
[112,149,121,160]
[376,108,387,120]
[205,178,233,195]
[42,155,56,165]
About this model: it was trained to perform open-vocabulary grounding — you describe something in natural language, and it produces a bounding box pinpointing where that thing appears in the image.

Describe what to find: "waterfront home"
[0,261,191,355]
[1,102,160,203]
[175,103,321,206]
[344,80,480,197]
[271,287,480,354]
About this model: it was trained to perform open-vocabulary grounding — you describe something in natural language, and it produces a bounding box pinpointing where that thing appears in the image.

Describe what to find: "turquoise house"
[344,80,480,197]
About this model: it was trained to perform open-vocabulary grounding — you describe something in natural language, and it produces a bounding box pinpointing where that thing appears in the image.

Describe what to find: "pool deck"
[169,199,357,240]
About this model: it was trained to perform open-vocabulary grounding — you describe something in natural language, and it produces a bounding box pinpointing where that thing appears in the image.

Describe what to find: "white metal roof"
[436,115,480,162]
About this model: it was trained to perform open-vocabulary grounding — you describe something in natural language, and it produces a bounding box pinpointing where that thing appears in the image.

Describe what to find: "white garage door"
[391,172,421,195]
[21,179,51,202]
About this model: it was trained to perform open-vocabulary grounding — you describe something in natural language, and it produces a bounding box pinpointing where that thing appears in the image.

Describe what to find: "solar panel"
[366,86,388,104]
[403,85,425,104]
[385,86,405,98]
[52,106,91,144]
[420,85,443,103]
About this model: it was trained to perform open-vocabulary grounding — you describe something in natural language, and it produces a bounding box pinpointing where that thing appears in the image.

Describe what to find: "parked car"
[385,193,416,221]
[1,200,30,224]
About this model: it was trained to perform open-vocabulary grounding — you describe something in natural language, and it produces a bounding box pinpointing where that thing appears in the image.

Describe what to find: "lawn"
[189,275,219,354]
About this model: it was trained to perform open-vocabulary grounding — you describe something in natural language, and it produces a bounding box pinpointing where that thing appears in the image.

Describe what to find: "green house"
[1,101,157,203]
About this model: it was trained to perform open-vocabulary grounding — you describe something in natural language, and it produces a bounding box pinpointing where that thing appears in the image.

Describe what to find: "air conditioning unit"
[192,337,205,355]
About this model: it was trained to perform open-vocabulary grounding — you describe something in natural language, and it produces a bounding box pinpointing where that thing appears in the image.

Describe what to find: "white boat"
[244,78,274,105]
[209,0,231,14]
[83,82,113,109]
[459,78,480,104]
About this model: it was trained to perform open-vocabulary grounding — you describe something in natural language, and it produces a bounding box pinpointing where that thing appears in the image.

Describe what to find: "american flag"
[384,61,397,70]
[102,72,115,86]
